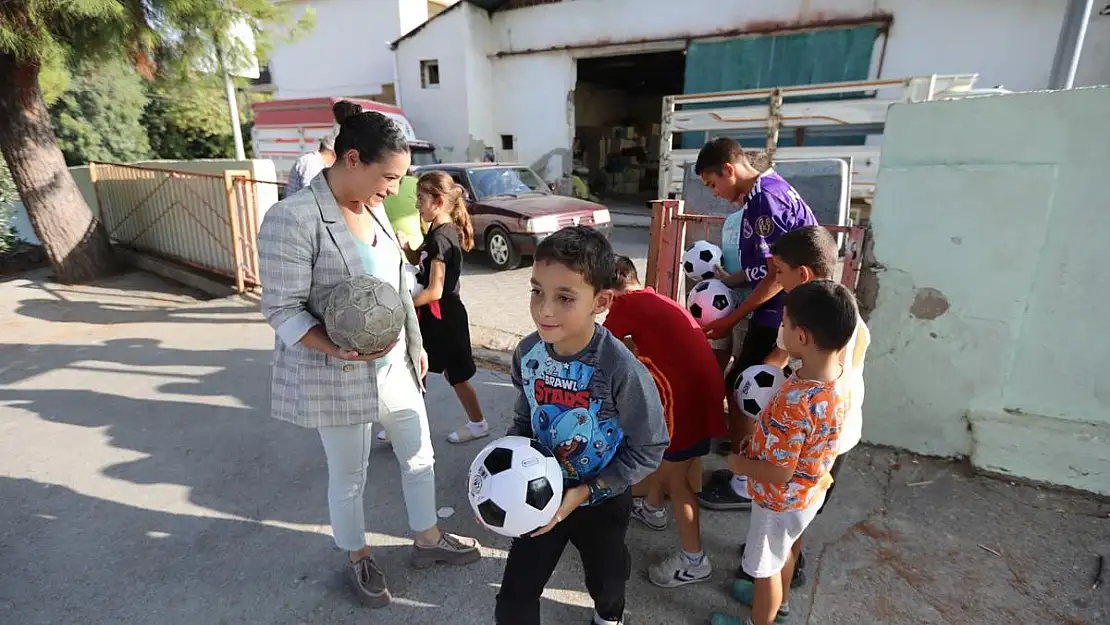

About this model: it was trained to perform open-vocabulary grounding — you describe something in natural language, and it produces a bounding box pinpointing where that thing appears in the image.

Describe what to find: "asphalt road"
[459,226,649,340]
[2,267,1105,625]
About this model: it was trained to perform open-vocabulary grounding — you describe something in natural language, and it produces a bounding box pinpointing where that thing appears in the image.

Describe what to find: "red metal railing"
[646,199,865,302]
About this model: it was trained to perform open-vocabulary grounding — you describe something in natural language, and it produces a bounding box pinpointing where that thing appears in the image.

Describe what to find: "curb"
[470,324,522,370]
[610,212,652,229]
[116,248,236,299]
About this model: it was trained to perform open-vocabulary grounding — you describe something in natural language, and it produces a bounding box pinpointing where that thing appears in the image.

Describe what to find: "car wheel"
[485,226,521,271]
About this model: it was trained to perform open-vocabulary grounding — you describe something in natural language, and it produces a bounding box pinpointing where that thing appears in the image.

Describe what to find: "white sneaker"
[648,552,712,588]
[376,429,389,443]
[630,497,667,531]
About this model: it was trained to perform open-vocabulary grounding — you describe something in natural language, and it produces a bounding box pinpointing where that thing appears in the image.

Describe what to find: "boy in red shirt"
[604,256,727,588]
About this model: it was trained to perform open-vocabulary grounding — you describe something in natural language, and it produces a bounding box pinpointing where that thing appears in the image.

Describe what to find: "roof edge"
[391,0,474,50]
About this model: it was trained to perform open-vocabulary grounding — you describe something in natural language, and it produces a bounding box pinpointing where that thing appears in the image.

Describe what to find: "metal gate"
[90,162,265,293]
[646,198,865,301]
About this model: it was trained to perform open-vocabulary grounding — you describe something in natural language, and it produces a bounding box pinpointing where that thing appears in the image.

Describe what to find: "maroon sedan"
[412,163,614,270]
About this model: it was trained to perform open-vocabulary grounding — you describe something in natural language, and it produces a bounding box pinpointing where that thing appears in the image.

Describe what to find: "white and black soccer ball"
[686,279,737,327]
[323,274,406,354]
[683,240,723,281]
[468,436,564,538]
[735,364,787,419]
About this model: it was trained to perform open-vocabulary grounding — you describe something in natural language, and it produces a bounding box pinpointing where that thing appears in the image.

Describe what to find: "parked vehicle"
[251,96,438,184]
[412,163,613,271]
[659,74,1003,202]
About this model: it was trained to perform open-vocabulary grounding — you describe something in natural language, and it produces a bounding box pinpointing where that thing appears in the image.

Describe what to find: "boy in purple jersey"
[693,138,818,512]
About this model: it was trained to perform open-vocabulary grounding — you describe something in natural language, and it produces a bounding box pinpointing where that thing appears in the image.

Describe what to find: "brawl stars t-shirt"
[507,326,671,505]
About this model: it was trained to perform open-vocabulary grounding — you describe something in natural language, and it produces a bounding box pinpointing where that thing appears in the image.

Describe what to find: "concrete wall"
[865,86,1110,495]
[394,3,473,161]
[491,53,576,180]
[268,0,427,99]
[396,0,1110,181]
[463,6,497,161]
[492,0,1110,91]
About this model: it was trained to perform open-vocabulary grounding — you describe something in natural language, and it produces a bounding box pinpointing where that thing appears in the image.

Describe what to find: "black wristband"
[587,478,611,503]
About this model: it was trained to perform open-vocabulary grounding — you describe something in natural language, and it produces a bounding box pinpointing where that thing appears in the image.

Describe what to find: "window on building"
[420,60,440,89]
[500,134,514,150]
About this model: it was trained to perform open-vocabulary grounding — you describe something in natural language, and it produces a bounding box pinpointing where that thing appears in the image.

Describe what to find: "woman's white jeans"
[317,360,437,552]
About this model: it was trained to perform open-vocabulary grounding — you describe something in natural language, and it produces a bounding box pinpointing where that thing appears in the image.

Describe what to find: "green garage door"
[680,25,880,149]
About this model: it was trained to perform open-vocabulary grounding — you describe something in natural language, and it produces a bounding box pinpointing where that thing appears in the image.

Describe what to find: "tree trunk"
[0,51,117,283]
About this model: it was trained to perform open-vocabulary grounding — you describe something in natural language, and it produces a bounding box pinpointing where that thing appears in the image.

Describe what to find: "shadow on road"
[0,475,442,625]
[9,270,259,325]
[0,334,599,624]
[14,298,259,325]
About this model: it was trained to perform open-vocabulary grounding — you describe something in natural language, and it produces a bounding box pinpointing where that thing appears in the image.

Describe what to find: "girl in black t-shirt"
[404,171,489,444]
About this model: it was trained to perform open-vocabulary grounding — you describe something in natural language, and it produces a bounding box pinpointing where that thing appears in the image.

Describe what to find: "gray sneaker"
[347,555,391,608]
[648,551,713,588]
[630,497,668,531]
[411,532,481,569]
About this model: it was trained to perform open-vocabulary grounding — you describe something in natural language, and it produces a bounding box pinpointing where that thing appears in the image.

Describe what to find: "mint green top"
[353,215,407,368]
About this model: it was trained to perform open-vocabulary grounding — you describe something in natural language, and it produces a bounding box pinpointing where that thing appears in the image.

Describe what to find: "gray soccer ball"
[323,274,406,354]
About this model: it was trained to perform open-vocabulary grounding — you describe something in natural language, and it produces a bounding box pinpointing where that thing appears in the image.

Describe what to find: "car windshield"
[410,148,438,167]
[466,167,550,200]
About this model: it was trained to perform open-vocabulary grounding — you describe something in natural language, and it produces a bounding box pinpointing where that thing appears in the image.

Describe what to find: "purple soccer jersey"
[738,171,818,327]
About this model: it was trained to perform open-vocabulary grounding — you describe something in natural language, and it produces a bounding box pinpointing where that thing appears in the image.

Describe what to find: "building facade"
[259,0,457,101]
[393,0,1110,191]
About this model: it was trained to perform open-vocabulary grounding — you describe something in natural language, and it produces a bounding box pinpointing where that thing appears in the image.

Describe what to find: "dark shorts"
[663,438,712,462]
[419,296,477,385]
[816,453,848,516]
[725,322,780,391]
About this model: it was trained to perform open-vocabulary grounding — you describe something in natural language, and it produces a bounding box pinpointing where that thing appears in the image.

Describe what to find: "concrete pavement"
[1,269,1107,625]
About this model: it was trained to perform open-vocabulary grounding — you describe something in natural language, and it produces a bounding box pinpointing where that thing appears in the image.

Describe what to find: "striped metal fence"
[90,162,273,293]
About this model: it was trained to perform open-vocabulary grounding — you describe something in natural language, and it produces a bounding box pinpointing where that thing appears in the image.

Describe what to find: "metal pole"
[218,43,248,160]
[1048,0,1095,90]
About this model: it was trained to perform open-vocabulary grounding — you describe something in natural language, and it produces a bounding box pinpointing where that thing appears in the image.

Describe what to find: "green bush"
[0,160,20,255]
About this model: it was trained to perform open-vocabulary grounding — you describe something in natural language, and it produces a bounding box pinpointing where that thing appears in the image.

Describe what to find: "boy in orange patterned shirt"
[710,280,858,625]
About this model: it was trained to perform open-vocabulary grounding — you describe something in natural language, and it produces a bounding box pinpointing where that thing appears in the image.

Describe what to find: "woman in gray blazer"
[257,112,481,608]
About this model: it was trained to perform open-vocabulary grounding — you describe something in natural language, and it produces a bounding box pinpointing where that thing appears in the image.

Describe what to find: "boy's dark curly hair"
[534,226,616,292]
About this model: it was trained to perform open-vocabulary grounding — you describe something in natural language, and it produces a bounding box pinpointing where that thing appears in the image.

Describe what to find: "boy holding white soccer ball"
[724,226,873,593]
[729,225,872,589]
[712,279,859,625]
[693,137,819,508]
[496,226,670,625]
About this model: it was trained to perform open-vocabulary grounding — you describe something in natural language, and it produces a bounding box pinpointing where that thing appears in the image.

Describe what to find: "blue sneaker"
[730,579,790,623]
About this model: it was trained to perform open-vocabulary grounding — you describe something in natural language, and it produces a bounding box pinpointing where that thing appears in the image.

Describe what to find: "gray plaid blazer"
[258,174,424,429]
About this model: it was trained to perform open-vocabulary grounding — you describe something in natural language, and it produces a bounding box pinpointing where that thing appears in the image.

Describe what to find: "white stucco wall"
[491,53,576,180]
[865,87,1110,495]
[491,0,1110,92]
[269,0,427,99]
[463,6,497,161]
[393,4,472,161]
[395,0,1110,181]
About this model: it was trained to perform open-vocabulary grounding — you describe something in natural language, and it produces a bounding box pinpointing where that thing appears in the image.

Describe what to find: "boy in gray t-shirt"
[495,226,670,625]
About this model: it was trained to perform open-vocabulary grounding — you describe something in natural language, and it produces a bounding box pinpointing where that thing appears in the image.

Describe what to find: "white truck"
[658,74,1007,203]
[251,97,439,184]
